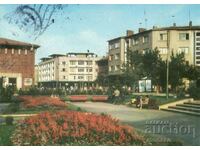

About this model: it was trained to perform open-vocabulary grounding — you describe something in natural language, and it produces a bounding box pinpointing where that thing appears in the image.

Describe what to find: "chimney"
[138,28,146,33]
[173,23,176,27]
[189,21,192,27]
[126,30,134,36]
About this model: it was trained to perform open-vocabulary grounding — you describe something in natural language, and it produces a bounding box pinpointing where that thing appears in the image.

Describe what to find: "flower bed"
[92,95,108,102]
[69,95,88,102]
[11,111,145,146]
[68,95,108,102]
[17,96,67,109]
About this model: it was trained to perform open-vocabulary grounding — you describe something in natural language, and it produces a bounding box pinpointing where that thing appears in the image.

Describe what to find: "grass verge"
[0,124,15,146]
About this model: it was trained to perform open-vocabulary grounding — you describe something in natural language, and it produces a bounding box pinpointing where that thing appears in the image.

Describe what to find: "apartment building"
[38,52,100,88]
[0,37,39,89]
[96,56,109,77]
[108,22,200,75]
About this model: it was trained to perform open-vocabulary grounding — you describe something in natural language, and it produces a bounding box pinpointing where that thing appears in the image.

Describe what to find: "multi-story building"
[96,56,108,77]
[38,52,100,88]
[0,37,39,89]
[108,22,200,75]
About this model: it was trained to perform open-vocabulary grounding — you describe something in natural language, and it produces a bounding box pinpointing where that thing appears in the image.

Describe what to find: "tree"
[142,49,164,87]
[169,52,186,92]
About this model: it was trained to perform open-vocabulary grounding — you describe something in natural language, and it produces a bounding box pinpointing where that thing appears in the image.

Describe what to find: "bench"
[69,95,88,102]
[92,95,108,102]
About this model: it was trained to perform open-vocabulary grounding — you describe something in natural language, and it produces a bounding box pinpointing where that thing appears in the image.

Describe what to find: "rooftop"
[0,37,40,49]
[108,23,200,41]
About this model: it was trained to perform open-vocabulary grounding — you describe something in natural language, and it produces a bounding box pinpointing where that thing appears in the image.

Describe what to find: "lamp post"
[166,30,170,100]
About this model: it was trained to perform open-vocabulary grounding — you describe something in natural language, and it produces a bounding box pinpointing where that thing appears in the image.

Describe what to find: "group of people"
[135,95,150,109]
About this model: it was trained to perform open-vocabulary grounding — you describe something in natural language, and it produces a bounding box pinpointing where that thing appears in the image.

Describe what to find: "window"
[196,56,200,59]
[178,47,189,54]
[70,68,76,72]
[196,47,200,50]
[78,68,84,72]
[62,61,66,65]
[5,48,7,54]
[179,33,189,40]
[196,38,200,41]
[159,47,168,54]
[70,61,76,65]
[143,36,149,43]
[74,76,76,80]
[62,68,66,72]
[109,44,114,50]
[160,33,167,40]
[196,32,200,36]
[115,53,120,60]
[25,49,28,55]
[11,49,14,54]
[197,43,200,46]
[78,61,84,65]
[87,68,92,72]
[78,76,84,79]
[87,76,93,81]
[115,65,120,71]
[63,76,66,79]
[196,61,200,64]
[110,55,114,61]
[196,52,200,55]
[115,43,119,48]
[133,38,139,45]
[86,61,92,65]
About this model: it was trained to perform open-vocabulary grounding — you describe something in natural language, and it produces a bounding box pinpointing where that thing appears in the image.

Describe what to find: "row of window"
[158,47,189,55]
[71,75,93,80]
[69,60,93,65]
[70,68,93,73]
[130,32,192,47]
[0,48,28,55]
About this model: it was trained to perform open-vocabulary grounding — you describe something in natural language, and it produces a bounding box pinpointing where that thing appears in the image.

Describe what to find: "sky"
[1,4,200,63]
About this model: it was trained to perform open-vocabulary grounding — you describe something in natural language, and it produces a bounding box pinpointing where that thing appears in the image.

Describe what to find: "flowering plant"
[11,111,144,146]
[17,96,67,109]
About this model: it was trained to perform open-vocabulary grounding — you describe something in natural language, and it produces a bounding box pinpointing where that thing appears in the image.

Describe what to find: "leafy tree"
[169,52,186,92]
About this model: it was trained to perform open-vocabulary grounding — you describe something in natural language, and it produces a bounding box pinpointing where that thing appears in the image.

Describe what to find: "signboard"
[138,79,152,92]
[24,78,33,86]
[146,80,152,92]
[138,80,145,92]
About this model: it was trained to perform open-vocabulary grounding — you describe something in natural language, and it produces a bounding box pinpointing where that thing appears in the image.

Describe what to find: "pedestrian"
[113,88,120,103]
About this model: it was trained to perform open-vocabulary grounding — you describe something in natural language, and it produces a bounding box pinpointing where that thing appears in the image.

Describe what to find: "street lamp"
[166,30,170,100]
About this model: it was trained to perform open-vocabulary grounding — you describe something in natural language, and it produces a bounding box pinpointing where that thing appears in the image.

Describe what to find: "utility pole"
[166,30,170,100]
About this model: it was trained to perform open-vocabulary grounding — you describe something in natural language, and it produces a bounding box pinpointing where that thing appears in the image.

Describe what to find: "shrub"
[147,99,159,109]
[188,82,200,100]
[0,85,15,103]
[5,116,14,125]
[11,111,145,146]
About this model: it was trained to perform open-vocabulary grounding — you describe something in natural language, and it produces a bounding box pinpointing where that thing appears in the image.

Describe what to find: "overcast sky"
[1,4,200,63]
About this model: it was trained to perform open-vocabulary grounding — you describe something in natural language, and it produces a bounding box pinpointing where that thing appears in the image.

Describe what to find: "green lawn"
[0,124,15,146]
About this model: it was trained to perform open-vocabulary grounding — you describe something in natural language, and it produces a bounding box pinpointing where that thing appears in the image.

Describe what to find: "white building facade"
[37,53,100,87]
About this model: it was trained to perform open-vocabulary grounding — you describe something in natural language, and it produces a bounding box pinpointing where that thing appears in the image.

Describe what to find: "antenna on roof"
[189,9,191,22]
[144,10,147,28]
[171,15,175,25]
